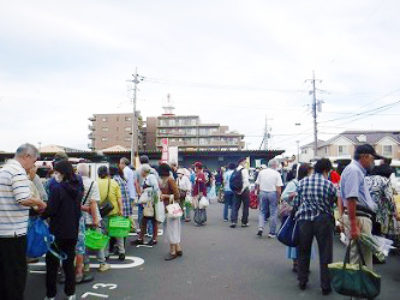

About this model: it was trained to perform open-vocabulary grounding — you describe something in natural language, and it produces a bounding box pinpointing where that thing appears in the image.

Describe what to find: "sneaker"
[241,223,249,228]
[118,253,126,261]
[268,233,276,239]
[257,230,263,237]
[147,240,158,246]
[76,273,94,284]
[230,223,236,228]
[131,239,144,245]
[44,297,55,300]
[223,219,229,222]
[83,264,90,273]
[66,295,76,300]
[98,263,111,272]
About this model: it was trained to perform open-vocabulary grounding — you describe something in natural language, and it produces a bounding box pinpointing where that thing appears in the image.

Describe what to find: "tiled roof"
[322,130,400,147]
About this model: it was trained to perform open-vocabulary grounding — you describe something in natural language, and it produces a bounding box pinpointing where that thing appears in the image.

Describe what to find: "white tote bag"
[199,196,210,209]
[154,191,165,223]
[166,198,183,219]
[138,188,152,204]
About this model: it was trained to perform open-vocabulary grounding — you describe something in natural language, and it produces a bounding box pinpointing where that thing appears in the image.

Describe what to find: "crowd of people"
[1,142,399,299]
[0,143,225,300]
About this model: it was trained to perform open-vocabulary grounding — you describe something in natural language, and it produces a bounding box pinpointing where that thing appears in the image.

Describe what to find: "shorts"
[75,216,86,255]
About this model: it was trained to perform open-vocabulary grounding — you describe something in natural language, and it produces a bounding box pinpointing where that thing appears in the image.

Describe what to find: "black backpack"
[229,168,243,194]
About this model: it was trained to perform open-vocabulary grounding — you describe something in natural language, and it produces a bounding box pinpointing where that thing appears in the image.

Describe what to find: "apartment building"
[150,115,245,151]
[88,113,145,150]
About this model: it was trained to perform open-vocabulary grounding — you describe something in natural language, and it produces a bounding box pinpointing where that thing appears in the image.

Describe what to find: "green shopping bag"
[328,239,381,299]
[85,229,110,250]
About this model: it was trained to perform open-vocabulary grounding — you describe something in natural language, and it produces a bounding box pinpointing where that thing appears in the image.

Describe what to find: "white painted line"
[29,256,144,271]
[81,292,109,298]
[136,245,153,248]
[29,270,46,274]
[128,229,163,237]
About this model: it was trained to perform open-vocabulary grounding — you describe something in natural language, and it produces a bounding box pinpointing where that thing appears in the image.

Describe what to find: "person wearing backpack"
[230,158,251,228]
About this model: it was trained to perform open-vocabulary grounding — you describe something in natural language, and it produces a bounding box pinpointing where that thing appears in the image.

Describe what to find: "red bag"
[250,190,258,209]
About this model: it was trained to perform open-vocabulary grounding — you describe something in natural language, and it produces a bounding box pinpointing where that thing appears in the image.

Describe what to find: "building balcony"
[88,125,95,131]
[88,116,96,122]
[88,133,95,140]
[88,143,95,150]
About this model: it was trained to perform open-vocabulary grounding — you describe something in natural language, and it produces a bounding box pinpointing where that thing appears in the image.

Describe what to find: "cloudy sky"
[1,0,400,155]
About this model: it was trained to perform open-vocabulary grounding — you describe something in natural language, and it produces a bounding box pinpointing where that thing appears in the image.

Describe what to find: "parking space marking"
[29,255,144,273]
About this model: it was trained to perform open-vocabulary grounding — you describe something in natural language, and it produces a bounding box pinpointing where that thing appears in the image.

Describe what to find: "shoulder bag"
[100,179,114,217]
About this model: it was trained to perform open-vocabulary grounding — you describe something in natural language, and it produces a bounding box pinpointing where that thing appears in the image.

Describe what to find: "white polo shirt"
[256,168,283,193]
[0,159,31,237]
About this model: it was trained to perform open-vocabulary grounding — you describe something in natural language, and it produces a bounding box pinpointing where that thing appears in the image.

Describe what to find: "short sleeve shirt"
[340,160,377,212]
[256,168,283,192]
[0,159,31,236]
[123,166,137,199]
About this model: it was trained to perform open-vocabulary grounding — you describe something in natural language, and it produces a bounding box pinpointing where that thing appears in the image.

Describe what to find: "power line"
[144,76,307,94]
[318,99,400,124]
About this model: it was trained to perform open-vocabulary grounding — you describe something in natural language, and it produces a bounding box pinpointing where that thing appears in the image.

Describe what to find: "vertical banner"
[161,138,169,163]
[168,146,179,165]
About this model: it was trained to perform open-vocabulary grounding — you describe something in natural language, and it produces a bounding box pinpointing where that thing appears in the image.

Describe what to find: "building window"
[169,119,175,126]
[324,147,328,154]
[191,119,197,126]
[102,127,109,132]
[338,145,348,156]
[101,137,108,142]
[383,145,393,157]
[125,116,132,121]
[125,127,131,132]
[159,120,166,126]
[102,117,108,122]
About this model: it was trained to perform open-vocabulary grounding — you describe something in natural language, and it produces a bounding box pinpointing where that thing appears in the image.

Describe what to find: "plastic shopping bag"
[199,196,209,209]
[155,195,165,223]
[166,202,183,219]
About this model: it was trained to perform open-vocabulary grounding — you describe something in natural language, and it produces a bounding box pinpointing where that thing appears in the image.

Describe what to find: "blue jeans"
[223,191,234,220]
[258,191,278,234]
[138,204,153,235]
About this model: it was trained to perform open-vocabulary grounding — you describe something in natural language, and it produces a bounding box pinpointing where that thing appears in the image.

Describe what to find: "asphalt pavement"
[26,202,400,300]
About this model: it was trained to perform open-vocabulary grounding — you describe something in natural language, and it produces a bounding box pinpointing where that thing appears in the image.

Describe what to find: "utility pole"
[259,115,272,150]
[305,71,322,159]
[128,68,143,165]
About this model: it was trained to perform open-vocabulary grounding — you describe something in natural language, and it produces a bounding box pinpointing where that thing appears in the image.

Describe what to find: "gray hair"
[15,143,40,159]
[268,159,278,169]
[120,157,130,166]
[141,164,151,174]
[77,163,90,177]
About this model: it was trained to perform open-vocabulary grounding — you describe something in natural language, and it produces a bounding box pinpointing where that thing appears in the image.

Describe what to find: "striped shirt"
[0,159,31,236]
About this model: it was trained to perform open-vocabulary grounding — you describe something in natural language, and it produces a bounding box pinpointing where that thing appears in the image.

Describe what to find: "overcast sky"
[1,0,400,155]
